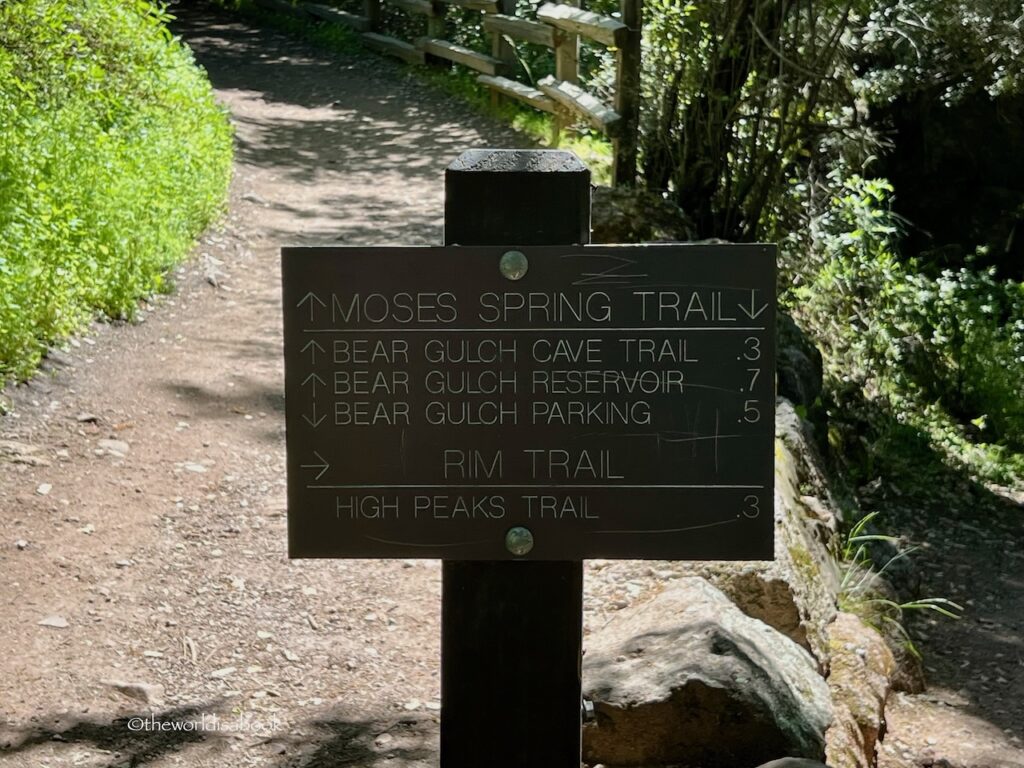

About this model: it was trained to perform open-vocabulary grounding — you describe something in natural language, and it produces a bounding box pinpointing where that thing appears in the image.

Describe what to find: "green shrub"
[0,0,233,380]
[784,172,1024,482]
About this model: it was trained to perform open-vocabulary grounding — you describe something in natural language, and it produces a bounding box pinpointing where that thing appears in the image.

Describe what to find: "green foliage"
[638,0,875,238]
[784,172,1024,483]
[0,0,233,381]
[914,266,1024,445]
[633,0,1024,240]
[836,511,962,658]
[853,0,1024,104]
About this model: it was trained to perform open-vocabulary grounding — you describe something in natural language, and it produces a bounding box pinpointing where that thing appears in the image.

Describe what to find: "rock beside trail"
[104,680,165,706]
[776,314,824,414]
[97,438,130,457]
[682,402,841,669]
[590,186,696,244]
[583,578,833,767]
[0,440,50,467]
[824,613,895,768]
[700,566,811,652]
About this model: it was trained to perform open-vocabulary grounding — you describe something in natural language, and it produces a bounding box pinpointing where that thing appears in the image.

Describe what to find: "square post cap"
[447,149,590,174]
[445,149,591,246]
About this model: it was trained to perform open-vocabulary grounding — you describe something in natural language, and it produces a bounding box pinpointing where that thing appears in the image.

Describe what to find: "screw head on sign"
[505,526,534,556]
[499,250,528,281]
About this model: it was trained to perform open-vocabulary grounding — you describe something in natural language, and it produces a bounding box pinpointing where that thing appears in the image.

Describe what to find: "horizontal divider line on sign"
[307,484,767,489]
[299,326,768,333]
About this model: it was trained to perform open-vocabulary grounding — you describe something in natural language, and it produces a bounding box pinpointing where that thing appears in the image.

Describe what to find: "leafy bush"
[785,172,1024,481]
[0,0,233,380]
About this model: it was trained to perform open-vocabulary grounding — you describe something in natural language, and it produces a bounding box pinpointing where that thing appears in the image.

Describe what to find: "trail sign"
[282,243,776,561]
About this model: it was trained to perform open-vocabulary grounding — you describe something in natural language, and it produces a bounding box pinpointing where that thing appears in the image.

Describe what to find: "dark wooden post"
[364,0,382,32]
[427,1,445,39]
[612,0,642,186]
[491,0,518,73]
[441,149,590,768]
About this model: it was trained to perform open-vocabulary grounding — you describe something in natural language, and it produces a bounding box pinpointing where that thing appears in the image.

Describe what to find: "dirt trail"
[875,487,1024,768]
[0,3,1021,768]
[0,5,525,765]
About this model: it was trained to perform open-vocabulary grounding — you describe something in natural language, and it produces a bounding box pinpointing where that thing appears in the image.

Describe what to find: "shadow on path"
[171,1,529,188]
[836,396,1024,745]
[0,706,437,767]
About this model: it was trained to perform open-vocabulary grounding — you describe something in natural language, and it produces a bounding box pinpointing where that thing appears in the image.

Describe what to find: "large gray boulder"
[583,578,833,767]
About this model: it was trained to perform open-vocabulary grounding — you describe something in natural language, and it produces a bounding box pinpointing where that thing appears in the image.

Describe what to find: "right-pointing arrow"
[300,450,330,480]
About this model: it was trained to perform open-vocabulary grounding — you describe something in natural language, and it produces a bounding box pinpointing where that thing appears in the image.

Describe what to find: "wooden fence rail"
[251,0,642,185]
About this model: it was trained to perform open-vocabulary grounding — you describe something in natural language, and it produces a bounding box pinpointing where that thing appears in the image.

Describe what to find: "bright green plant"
[0,0,233,381]
[837,511,963,658]
[785,171,1024,484]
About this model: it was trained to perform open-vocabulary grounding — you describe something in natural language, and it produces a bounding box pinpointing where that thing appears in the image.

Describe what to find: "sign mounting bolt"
[499,250,528,281]
[505,526,534,556]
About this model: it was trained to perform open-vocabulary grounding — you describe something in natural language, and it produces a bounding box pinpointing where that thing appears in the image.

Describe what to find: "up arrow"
[300,450,330,481]
[303,402,326,428]
[738,290,768,320]
[302,339,324,364]
[296,291,326,322]
[302,372,326,396]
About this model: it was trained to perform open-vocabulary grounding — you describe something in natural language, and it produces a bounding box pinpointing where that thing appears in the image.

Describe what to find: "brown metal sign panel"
[282,244,776,560]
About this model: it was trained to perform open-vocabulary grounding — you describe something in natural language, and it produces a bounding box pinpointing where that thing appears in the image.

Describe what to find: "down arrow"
[738,290,768,320]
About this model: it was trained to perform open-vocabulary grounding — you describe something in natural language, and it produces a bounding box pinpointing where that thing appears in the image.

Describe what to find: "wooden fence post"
[440,149,589,768]
[427,1,445,39]
[364,0,382,31]
[553,2,580,84]
[550,0,581,147]
[490,0,518,103]
[612,0,641,186]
